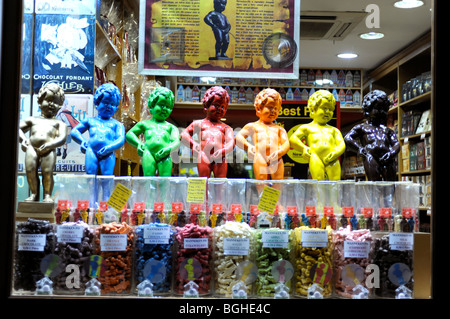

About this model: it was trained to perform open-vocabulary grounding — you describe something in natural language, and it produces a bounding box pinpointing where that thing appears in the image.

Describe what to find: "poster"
[33,14,95,94]
[31,94,94,172]
[139,0,300,79]
[278,101,340,179]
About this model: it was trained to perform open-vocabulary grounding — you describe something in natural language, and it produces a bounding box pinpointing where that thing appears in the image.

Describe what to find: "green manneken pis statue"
[126,87,180,176]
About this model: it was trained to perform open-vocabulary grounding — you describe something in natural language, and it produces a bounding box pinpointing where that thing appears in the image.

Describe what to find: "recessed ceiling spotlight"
[337,53,358,59]
[394,0,424,9]
[359,32,385,40]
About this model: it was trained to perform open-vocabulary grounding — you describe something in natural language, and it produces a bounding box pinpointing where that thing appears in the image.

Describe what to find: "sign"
[138,0,300,79]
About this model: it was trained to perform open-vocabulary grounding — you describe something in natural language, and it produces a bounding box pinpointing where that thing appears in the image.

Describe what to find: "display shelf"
[366,31,433,231]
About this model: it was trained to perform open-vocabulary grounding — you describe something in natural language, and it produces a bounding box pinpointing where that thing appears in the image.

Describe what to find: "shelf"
[95,20,122,69]
[400,130,432,141]
[398,91,431,108]
[400,169,431,175]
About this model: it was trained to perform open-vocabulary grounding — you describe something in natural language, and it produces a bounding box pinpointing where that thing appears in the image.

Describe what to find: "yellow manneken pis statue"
[289,90,345,180]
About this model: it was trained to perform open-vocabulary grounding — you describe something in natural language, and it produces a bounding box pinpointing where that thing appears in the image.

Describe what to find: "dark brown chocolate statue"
[344,90,400,181]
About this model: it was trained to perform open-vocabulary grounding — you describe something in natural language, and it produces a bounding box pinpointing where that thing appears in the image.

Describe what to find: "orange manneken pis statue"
[235,88,290,180]
[289,89,345,180]
[180,86,235,177]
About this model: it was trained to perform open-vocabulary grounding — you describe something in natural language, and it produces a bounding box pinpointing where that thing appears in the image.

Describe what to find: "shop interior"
[7,0,435,300]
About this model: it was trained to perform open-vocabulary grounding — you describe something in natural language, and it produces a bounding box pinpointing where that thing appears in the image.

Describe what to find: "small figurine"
[204,0,232,60]
[344,90,400,181]
[235,88,290,180]
[181,86,234,177]
[126,87,180,176]
[70,83,125,175]
[19,83,68,202]
[289,90,346,180]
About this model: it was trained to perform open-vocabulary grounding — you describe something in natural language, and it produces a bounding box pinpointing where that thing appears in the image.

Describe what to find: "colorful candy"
[333,226,373,298]
[94,222,133,295]
[174,223,213,295]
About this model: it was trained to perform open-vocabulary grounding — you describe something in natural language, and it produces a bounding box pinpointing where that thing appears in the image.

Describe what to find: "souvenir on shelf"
[289,90,346,180]
[19,83,68,203]
[126,87,180,176]
[180,86,235,178]
[344,90,400,181]
[235,88,290,180]
[71,83,125,175]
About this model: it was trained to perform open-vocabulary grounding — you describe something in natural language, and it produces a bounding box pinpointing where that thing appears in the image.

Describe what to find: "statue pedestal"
[16,201,55,222]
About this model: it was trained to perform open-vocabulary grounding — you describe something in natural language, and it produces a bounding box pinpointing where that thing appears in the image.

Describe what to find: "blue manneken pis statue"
[71,83,125,175]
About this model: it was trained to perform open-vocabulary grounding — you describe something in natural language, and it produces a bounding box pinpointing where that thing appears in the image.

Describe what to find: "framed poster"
[139,0,300,79]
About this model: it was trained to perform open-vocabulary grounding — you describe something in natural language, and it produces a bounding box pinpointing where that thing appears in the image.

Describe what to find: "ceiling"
[298,0,432,71]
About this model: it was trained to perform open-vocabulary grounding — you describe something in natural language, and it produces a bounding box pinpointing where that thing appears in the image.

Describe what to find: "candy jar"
[355,181,375,230]
[374,182,395,232]
[370,232,414,298]
[94,222,134,295]
[148,177,172,225]
[317,181,339,230]
[298,180,319,228]
[174,221,213,295]
[168,177,188,227]
[213,221,254,297]
[226,178,247,224]
[254,228,293,298]
[13,218,56,294]
[280,180,301,230]
[245,179,264,227]
[207,178,228,227]
[53,221,95,295]
[332,226,373,298]
[394,182,420,232]
[292,225,333,298]
[134,222,174,295]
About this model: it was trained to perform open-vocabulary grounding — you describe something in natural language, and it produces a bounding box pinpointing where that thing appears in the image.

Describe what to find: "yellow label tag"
[186,178,206,203]
[257,186,281,214]
[107,183,132,212]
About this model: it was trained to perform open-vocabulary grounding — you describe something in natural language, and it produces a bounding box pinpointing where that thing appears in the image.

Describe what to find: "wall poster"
[139,0,300,79]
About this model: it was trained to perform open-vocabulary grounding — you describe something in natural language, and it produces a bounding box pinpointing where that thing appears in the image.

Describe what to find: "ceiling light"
[337,53,358,59]
[394,1,424,9]
[359,32,385,40]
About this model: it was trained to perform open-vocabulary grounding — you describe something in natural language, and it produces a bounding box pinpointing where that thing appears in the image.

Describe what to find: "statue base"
[16,201,55,222]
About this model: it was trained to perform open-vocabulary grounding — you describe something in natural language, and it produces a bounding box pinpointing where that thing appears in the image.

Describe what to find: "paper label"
[342,206,354,217]
[262,230,289,248]
[144,226,171,244]
[184,238,209,249]
[360,207,373,218]
[305,206,316,217]
[257,186,281,214]
[187,178,206,203]
[18,234,46,251]
[344,241,370,258]
[100,234,127,251]
[389,232,414,250]
[301,229,328,247]
[223,237,249,255]
[57,225,83,243]
[378,207,392,218]
[107,183,132,212]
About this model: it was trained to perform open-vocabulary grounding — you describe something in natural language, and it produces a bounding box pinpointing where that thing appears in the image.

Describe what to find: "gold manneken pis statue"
[19,83,68,202]
[235,88,290,180]
[289,90,345,180]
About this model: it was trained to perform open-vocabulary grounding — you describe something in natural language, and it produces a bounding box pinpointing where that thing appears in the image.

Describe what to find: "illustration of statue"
[70,83,125,175]
[289,90,346,180]
[344,90,400,181]
[19,83,68,202]
[204,0,232,60]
